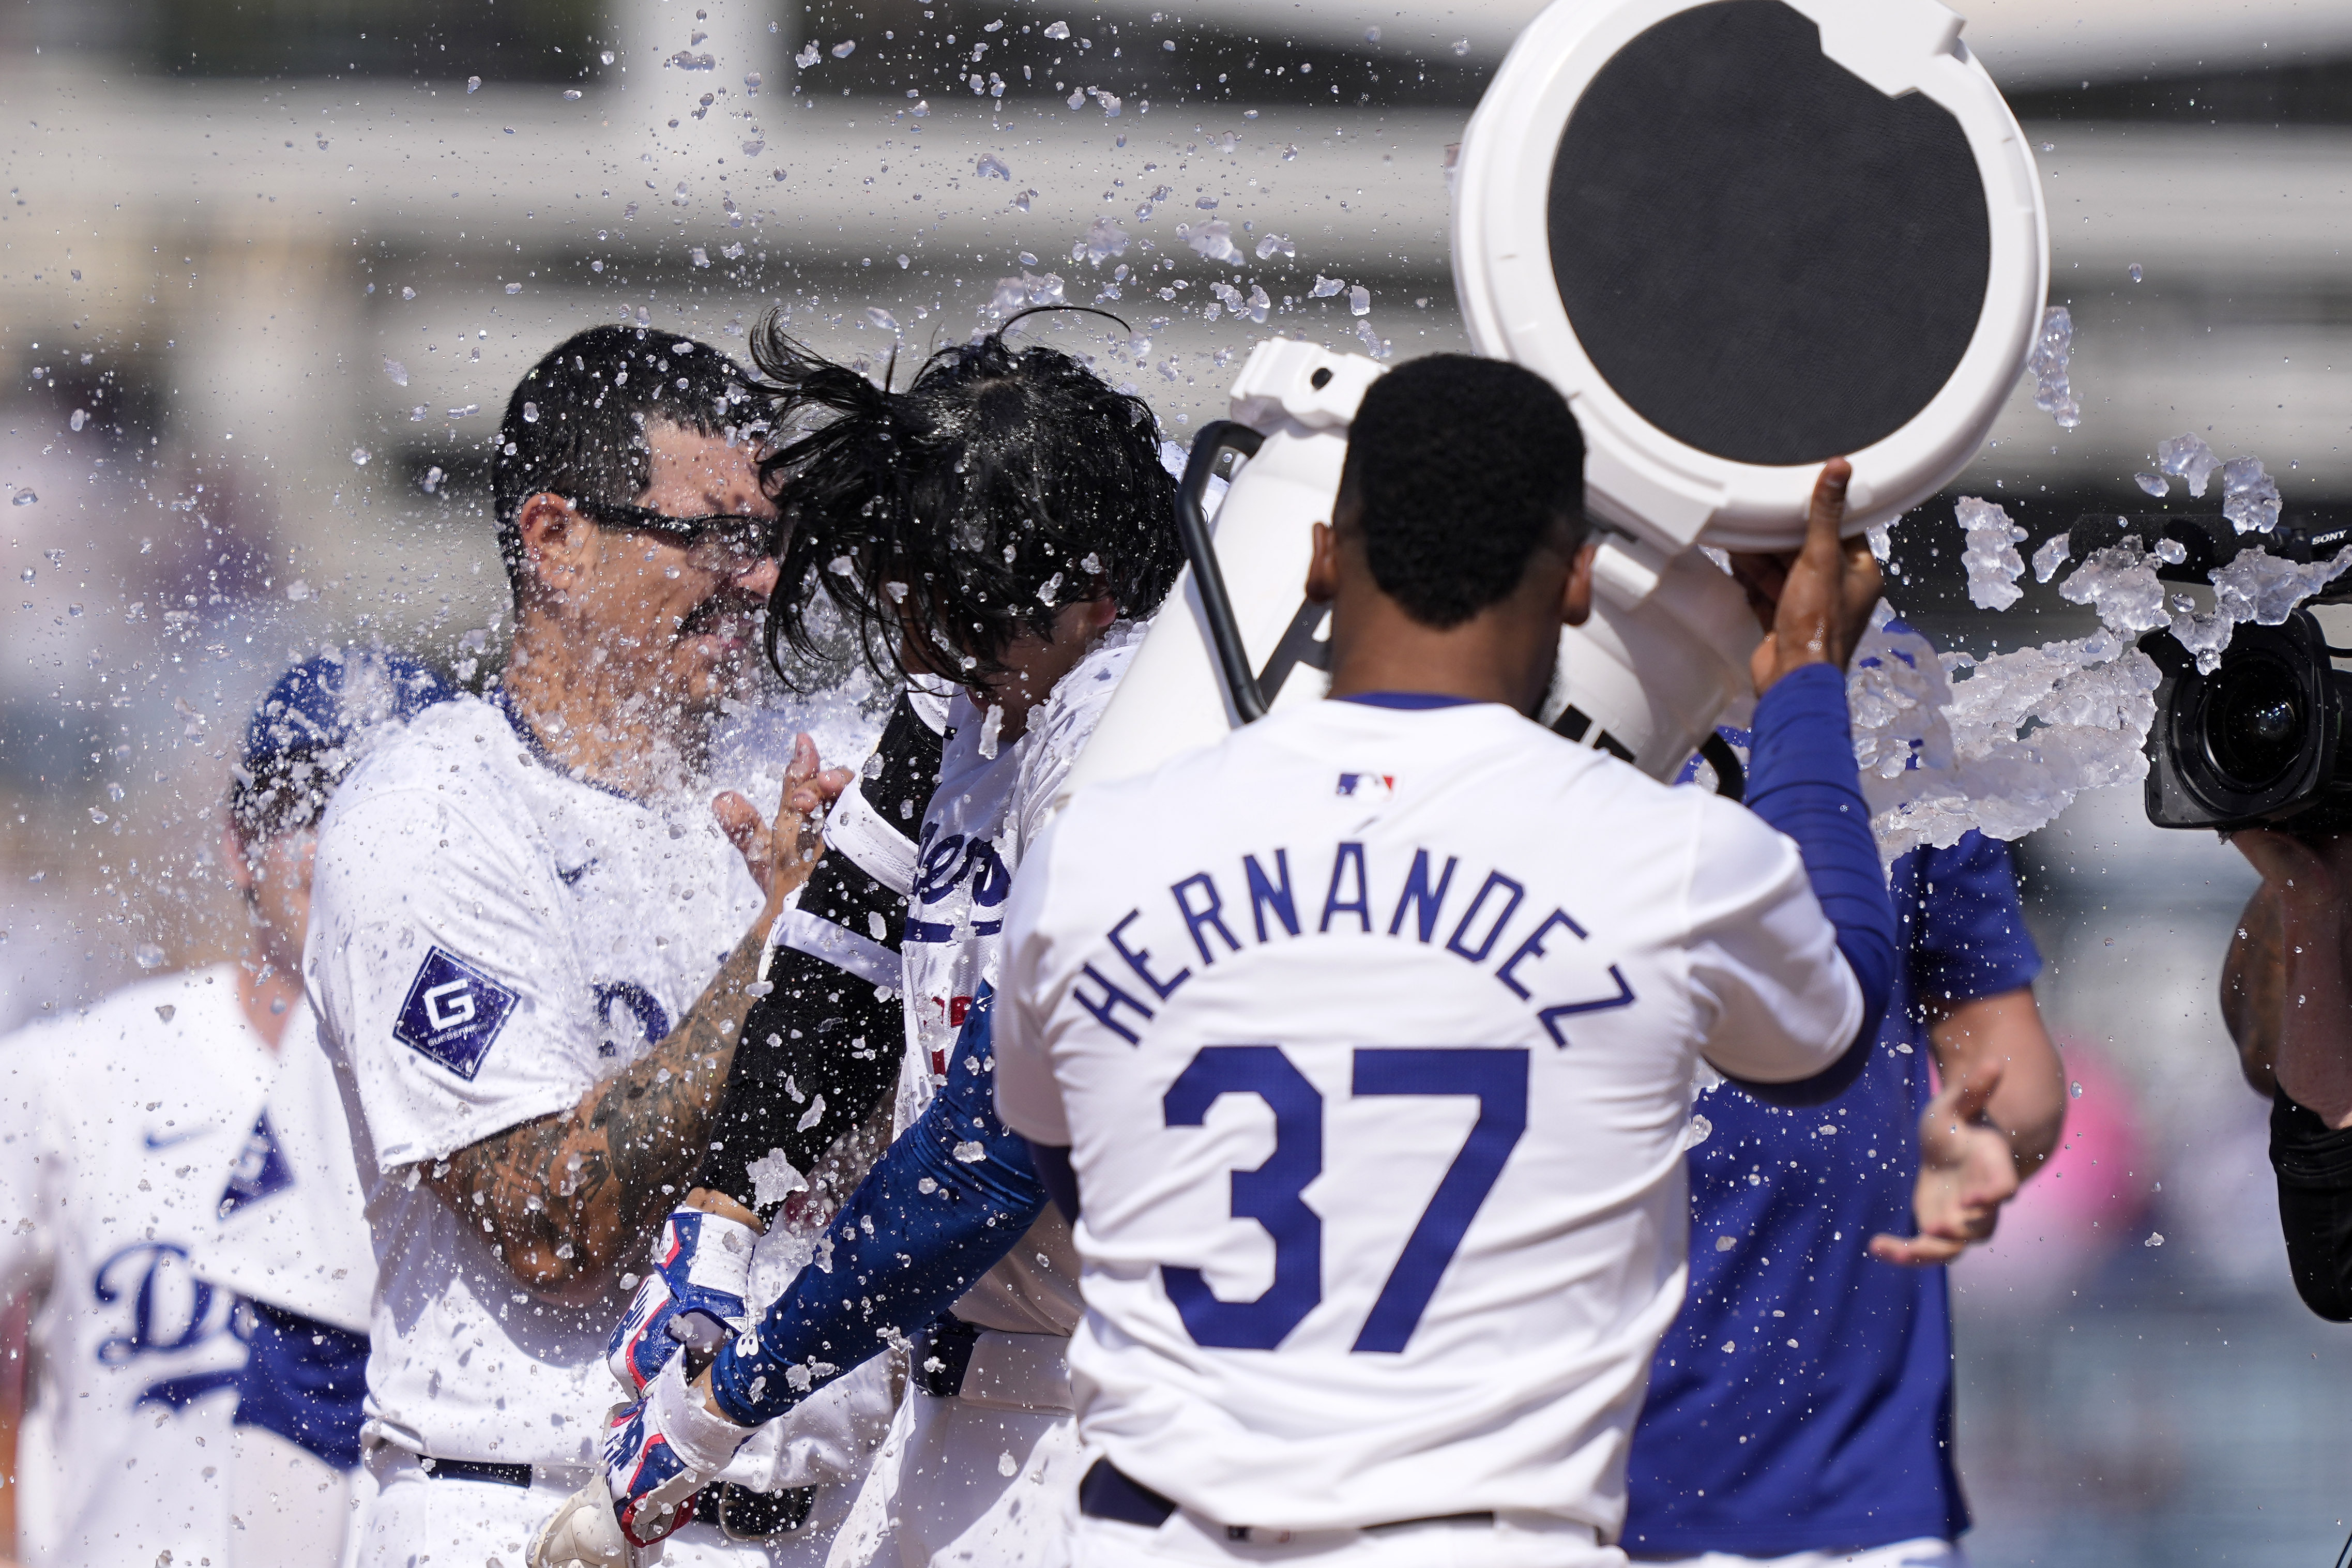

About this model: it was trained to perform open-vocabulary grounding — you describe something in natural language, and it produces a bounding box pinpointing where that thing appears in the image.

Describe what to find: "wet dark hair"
[1338,354,1588,630]
[751,317,1181,692]
[491,324,759,597]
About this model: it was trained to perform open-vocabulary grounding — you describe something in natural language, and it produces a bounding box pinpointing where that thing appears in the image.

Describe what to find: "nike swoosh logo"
[142,1129,207,1151]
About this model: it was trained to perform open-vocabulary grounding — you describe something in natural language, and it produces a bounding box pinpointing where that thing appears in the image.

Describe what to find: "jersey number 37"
[1163,1044,1527,1354]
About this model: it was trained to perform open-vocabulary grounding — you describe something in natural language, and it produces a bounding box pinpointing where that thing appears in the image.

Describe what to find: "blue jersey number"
[1161,1045,1529,1354]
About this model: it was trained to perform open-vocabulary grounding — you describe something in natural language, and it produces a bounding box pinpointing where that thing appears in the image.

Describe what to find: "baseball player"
[985,354,1900,1567]
[306,324,842,1567]
[1624,654,2065,1561]
[193,650,455,1568]
[0,649,443,1568]
[528,319,1183,1567]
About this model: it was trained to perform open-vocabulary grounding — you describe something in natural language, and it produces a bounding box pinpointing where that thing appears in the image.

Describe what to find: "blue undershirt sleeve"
[231,1300,369,1472]
[708,991,1048,1427]
[1727,661,1897,1107]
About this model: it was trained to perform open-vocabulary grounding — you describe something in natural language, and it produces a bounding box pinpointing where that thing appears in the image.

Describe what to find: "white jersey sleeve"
[309,781,592,1170]
[1682,793,1863,1086]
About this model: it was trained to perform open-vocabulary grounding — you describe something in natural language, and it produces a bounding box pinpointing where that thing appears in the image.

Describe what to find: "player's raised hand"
[712,733,854,909]
[1869,1062,2020,1267]
[1729,459,1882,695]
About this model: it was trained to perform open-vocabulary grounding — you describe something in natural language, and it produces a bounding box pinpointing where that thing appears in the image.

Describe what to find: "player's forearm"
[427,909,776,1295]
[1929,987,2065,1179]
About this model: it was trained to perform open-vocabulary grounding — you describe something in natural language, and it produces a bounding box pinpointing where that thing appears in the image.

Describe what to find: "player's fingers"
[1807,458,1854,540]
[1869,1231,1965,1267]
[1948,1060,2005,1124]
[711,790,776,896]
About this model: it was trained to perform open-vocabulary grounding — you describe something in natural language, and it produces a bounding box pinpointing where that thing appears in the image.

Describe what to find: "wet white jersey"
[894,625,1141,1337]
[193,1007,374,1336]
[307,692,764,1468]
[0,965,275,1568]
[994,697,1861,1537]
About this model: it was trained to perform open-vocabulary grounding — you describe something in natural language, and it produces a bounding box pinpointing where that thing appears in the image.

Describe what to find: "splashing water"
[2026,306,2080,430]
[1955,497,2027,611]
[1073,217,1128,267]
[1176,219,1240,264]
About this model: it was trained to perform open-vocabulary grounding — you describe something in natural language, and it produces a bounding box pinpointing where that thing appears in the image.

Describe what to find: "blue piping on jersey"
[708,989,1047,1427]
[496,689,650,808]
[1729,663,1896,1107]
[1334,691,1486,711]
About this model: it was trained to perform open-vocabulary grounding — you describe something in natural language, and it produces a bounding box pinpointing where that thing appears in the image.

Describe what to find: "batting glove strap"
[606,1208,756,1394]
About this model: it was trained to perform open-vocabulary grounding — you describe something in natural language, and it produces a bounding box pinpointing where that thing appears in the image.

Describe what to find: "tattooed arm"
[424,917,776,1300]
[424,737,852,1301]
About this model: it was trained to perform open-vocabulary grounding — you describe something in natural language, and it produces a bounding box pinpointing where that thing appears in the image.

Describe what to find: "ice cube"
[976,153,1011,180]
[796,42,821,68]
[2030,532,2070,584]
[2128,263,2144,283]
[2134,473,2168,497]
[2056,537,2166,633]
[1075,216,1129,266]
[2025,306,2080,430]
[1254,232,1294,261]
[2156,433,2221,497]
[2220,454,2282,534]
[866,307,899,332]
[1955,497,2027,611]
[1310,275,1344,298]
[1044,21,1070,38]
[1176,219,1240,263]
[1348,284,1370,316]
[384,357,409,386]
[2154,538,2187,565]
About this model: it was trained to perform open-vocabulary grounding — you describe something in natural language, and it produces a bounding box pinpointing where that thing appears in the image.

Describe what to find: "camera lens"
[2204,654,2307,788]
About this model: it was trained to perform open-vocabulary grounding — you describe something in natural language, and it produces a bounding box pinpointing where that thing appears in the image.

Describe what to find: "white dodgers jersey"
[306,691,764,1467]
[896,624,1140,1337]
[995,696,1860,1537]
[0,965,275,1568]
[195,1006,375,1337]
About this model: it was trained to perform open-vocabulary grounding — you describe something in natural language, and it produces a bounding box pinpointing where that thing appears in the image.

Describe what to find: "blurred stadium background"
[2,0,2349,1559]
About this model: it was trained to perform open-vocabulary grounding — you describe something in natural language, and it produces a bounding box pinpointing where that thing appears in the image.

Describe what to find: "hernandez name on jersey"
[0,965,275,1568]
[996,696,1860,1540]
[307,691,764,1468]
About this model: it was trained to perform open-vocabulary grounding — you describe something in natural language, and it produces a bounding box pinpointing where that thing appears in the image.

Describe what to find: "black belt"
[1078,1458,1493,1541]
[696,1482,816,1541]
[421,1456,534,1487]
[418,1454,811,1540]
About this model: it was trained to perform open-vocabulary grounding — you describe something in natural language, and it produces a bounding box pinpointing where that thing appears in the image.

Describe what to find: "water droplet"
[134,942,165,969]
[2144,1231,2164,1247]
[1364,25,1382,41]
[563,88,583,100]
[601,50,616,65]
[2070,1081,2083,1099]
[401,286,416,300]
[997,1451,1018,1477]
[466,75,481,93]
[68,408,86,431]
[2128,262,2144,283]
[66,603,81,618]
[522,401,540,423]
[9,489,33,508]
[383,357,409,386]
[106,783,124,802]
[18,569,31,584]
[1044,21,1069,39]
[1451,37,1470,54]
[505,281,523,294]
[866,307,900,332]
[831,39,856,57]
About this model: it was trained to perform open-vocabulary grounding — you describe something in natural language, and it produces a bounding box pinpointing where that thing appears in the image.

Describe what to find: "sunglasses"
[569,496,775,558]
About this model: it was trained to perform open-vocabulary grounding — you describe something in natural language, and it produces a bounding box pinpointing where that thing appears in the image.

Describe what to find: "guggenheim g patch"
[394,946,517,1080]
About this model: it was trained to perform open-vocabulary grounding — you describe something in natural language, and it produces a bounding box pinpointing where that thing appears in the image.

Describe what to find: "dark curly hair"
[751,318,1181,693]
[1340,354,1588,629]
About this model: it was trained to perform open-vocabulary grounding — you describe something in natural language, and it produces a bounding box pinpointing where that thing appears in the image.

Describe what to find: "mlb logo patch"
[394,946,518,1081]
[1336,772,1394,799]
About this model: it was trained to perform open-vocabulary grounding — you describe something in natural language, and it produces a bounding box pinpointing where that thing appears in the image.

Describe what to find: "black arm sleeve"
[695,694,944,1218]
[2270,1089,2352,1322]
